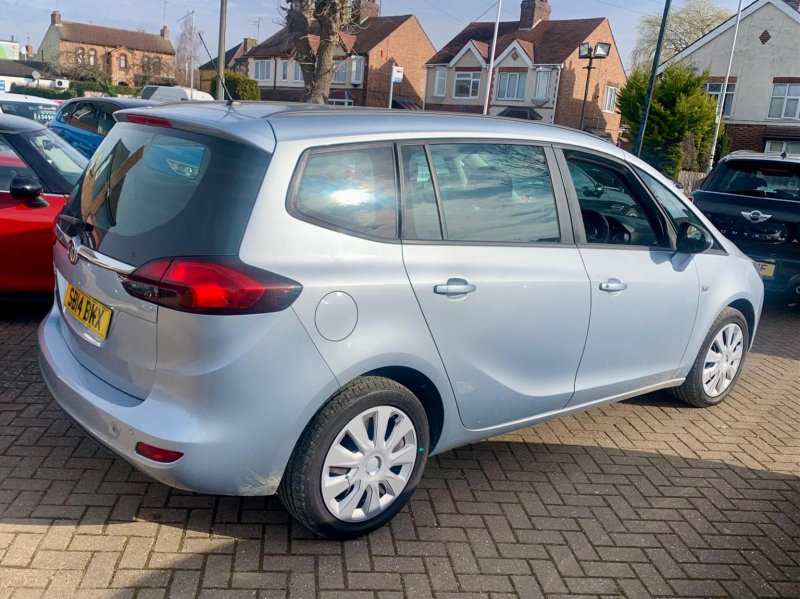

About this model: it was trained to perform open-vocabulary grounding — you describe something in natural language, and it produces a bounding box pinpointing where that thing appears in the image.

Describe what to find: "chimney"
[51,11,62,26]
[353,0,380,23]
[243,37,257,52]
[161,25,169,39]
[519,0,551,29]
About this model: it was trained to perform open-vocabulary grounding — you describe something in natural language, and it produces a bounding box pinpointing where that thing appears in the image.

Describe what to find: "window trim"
[433,68,447,98]
[496,71,526,101]
[602,85,618,113]
[768,83,800,120]
[704,81,735,117]
[453,71,481,99]
[254,59,272,82]
[332,60,347,84]
[286,142,401,244]
[533,69,550,102]
[351,56,364,85]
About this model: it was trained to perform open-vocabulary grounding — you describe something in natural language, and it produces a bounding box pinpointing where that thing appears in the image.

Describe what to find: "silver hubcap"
[321,406,417,522]
[703,323,744,398]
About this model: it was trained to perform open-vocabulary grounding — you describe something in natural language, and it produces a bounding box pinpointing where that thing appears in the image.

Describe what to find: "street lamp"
[578,41,611,131]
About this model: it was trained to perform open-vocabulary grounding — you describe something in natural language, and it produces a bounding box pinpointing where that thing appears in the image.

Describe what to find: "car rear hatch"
[53,118,271,400]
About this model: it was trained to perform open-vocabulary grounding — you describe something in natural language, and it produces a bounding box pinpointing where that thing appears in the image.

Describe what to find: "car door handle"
[599,279,628,292]
[434,278,476,296]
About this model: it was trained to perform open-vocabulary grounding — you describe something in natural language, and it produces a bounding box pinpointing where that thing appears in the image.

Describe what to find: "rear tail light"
[135,442,183,463]
[686,194,695,203]
[119,256,302,315]
[123,114,173,128]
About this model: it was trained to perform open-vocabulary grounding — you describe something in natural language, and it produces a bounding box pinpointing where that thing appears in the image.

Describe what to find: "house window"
[142,56,150,68]
[496,72,526,100]
[454,72,481,98]
[765,140,800,154]
[602,86,619,113]
[280,60,289,80]
[533,69,550,101]
[152,57,162,75]
[704,82,735,116]
[254,59,271,81]
[433,68,447,97]
[75,47,85,64]
[351,57,364,84]
[769,83,800,119]
[88,49,96,66]
[333,60,346,84]
[294,61,304,82]
[119,54,128,69]
[328,98,354,106]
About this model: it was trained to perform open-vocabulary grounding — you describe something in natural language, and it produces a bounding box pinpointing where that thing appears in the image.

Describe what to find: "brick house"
[198,37,258,94]
[241,0,435,107]
[37,11,176,87]
[425,0,627,142]
[661,0,800,154]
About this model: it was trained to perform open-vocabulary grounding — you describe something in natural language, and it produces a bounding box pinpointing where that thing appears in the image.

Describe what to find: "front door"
[557,150,699,406]
[399,142,591,430]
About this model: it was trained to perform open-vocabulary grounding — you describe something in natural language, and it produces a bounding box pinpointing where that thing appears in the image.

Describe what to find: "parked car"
[48,97,158,158]
[140,85,214,102]
[39,104,764,539]
[0,114,87,294]
[0,92,59,124]
[690,151,800,302]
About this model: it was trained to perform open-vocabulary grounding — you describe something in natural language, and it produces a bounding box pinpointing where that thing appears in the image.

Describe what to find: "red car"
[0,114,87,294]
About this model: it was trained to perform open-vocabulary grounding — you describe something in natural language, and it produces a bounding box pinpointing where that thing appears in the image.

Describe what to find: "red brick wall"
[554,19,625,142]
[364,16,435,108]
[726,124,767,152]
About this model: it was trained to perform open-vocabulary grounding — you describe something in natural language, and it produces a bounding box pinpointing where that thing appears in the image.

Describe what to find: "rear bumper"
[747,252,800,297]
[38,302,339,496]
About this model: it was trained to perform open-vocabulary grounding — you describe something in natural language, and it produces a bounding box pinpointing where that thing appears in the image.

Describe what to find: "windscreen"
[61,122,270,267]
[706,159,800,201]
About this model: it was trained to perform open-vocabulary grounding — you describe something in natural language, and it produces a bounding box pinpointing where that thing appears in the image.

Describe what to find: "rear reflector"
[123,114,173,128]
[119,256,302,315]
[135,442,183,463]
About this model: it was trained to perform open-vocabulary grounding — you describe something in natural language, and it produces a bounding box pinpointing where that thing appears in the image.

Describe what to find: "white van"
[140,85,214,102]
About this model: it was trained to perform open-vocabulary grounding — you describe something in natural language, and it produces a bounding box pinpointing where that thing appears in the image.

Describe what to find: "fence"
[678,170,706,191]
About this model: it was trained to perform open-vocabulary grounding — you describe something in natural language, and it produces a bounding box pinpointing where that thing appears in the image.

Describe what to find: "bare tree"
[285,0,355,104]
[630,0,733,70]
[175,13,202,87]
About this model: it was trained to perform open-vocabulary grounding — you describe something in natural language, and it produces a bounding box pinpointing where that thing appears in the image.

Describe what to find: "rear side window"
[61,122,270,267]
[291,145,398,240]
[0,101,57,123]
[706,160,799,201]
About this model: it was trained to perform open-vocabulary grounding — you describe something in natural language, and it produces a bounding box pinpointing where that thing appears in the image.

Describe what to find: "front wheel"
[279,376,429,539]
[670,307,749,407]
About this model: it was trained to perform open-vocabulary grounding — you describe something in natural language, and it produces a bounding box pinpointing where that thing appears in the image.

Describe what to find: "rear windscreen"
[61,122,269,267]
[706,160,800,200]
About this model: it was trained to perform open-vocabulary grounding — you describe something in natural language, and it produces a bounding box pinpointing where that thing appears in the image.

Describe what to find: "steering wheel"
[581,209,610,244]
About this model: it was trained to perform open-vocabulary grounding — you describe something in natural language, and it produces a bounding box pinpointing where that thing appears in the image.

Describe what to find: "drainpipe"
[549,65,563,125]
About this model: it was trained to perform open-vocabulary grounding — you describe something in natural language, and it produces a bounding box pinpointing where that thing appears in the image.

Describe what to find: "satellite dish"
[31,71,41,80]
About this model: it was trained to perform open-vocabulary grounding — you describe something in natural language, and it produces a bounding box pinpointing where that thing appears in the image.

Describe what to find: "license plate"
[756,262,775,279]
[64,284,112,339]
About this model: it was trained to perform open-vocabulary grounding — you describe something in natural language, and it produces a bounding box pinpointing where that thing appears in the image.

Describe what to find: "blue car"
[49,97,158,158]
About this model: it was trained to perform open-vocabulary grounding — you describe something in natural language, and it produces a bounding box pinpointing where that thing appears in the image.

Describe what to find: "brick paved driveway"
[1,301,798,598]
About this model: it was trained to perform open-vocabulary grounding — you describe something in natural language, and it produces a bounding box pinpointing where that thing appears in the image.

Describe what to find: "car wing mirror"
[10,176,48,208]
[676,221,713,254]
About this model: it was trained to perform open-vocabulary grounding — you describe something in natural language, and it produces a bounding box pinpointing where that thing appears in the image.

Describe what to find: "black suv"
[691,152,800,302]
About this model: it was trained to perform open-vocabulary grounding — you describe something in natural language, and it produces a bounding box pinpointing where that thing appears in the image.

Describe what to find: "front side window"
[0,101,56,123]
[704,82,735,116]
[351,57,364,84]
[0,134,38,191]
[533,69,551,101]
[769,84,800,119]
[636,168,704,229]
[602,86,618,113]
[496,72,526,100]
[67,102,100,133]
[254,59,271,81]
[433,69,447,97]
[454,72,481,98]
[292,145,398,240]
[564,152,667,247]
[427,143,560,243]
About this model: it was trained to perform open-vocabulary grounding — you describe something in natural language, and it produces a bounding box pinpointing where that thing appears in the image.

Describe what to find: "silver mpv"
[39,103,764,538]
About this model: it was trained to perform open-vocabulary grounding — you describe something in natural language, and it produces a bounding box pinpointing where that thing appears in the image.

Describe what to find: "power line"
[585,0,651,16]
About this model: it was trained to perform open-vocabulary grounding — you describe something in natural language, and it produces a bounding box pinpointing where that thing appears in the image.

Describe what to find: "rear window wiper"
[56,214,95,248]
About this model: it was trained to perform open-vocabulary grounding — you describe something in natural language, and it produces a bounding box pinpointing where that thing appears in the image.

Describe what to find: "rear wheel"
[670,307,749,407]
[279,376,429,539]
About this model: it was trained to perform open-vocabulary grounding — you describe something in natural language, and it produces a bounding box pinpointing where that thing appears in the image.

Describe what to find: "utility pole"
[216,0,227,101]
[706,0,744,172]
[483,0,502,115]
[579,55,596,130]
[633,0,672,157]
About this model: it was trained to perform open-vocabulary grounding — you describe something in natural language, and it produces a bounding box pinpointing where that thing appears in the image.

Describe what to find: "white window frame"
[294,60,304,82]
[254,59,271,82]
[328,98,354,106]
[433,68,447,97]
[765,140,800,154]
[704,82,735,117]
[280,60,289,81]
[332,60,347,84]
[496,72,526,101]
[602,85,619,113]
[768,83,800,120]
[351,56,364,84]
[453,71,481,99]
[533,69,550,101]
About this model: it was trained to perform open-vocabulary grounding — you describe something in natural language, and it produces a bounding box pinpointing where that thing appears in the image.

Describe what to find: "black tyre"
[279,376,429,539]
[669,307,749,407]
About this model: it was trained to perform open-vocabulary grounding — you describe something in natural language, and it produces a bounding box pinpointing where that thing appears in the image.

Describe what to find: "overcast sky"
[2,0,744,69]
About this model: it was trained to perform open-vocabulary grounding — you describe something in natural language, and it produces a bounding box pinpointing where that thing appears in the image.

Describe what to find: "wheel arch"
[728,298,756,348]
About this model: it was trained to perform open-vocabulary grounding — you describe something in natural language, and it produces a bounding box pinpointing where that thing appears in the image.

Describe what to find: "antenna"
[162,0,169,25]
[198,31,233,104]
[249,16,264,40]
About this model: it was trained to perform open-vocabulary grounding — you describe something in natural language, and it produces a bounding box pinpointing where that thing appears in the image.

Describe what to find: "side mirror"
[676,221,713,254]
[10,176,48,208]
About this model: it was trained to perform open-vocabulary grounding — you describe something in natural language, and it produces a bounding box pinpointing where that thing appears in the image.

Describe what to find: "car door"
[555,148,699,406]
[400,142,591,430]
